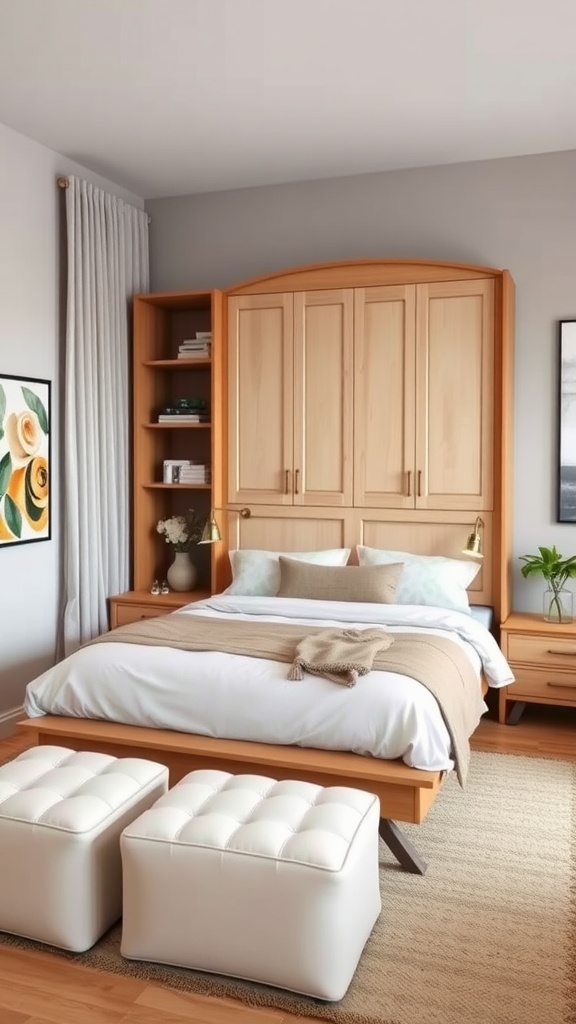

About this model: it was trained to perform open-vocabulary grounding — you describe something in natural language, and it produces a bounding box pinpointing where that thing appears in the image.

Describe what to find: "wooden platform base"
[18,716,444,871]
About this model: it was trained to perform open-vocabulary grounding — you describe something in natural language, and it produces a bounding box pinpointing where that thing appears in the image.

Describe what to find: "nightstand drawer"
[507,633,576,668]
[507,667,576,701]
[114,604,167,627]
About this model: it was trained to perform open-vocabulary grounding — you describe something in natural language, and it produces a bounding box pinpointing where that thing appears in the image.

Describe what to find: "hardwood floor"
[1,704,574,1023]
[472,695,576,761]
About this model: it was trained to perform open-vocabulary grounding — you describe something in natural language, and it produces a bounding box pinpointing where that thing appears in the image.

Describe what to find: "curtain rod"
[57,176,151,222]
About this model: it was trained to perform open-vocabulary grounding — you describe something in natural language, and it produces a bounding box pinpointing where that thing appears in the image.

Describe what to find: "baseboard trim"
[0,705,25,738]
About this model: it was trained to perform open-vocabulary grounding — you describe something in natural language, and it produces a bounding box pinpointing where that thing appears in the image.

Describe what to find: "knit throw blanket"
[286,627,395,686]
[89,613,485,786]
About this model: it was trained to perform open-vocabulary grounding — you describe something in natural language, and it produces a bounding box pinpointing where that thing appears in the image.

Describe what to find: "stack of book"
[178,462,211,484]
[163,459,211,484]
[177,331,212,359]
[157,398,210,424]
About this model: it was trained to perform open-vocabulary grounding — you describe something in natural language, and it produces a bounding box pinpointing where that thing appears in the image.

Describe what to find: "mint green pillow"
[357,546,480,613]
[224,548,351,597]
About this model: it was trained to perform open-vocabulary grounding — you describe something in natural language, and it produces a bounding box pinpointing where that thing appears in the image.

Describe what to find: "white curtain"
[62,176,149,654]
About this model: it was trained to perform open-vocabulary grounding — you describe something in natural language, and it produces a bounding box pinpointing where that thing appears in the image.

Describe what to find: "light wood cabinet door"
[415,279,494,510]
[354,279,493,512]
[293,289,354,507]
[229,277,494,515]
[354,284,416,508]
[228,289,353,507]
[228,293,294,505]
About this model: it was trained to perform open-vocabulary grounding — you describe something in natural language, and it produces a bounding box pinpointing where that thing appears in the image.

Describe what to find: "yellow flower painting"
[0,374,50,546]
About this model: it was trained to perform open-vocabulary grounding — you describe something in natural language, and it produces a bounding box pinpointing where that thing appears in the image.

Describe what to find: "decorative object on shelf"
[199,507,252,544]
[160,580,169,595]
[462,516,484,559]
[150,579,160,595]
[177,333,212,360]
[0,373,51,547]
[157,398,210,425]
[519,545,576,623]
[542,587,573,623]
[156,511,204,551]
[558,319,576,522]
[156,511,206,593]
[162,459,211,484]
[166,551,197,592]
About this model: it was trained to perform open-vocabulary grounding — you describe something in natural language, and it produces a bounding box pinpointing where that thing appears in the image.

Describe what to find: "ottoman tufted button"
[121,768,381,1001]
[0,746,169,951]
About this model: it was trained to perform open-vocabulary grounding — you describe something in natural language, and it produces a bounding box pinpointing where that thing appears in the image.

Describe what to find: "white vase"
[166,551,197,592]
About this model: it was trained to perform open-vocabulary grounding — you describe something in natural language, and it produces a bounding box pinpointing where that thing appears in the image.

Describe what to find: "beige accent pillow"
[223,548,351,596]
[277,557,402,603]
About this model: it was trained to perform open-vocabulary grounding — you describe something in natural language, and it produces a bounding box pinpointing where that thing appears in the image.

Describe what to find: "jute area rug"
[1,750,574,1024]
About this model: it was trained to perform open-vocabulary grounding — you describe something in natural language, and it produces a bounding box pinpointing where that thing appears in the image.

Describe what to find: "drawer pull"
[546,680,576,689]
[547,648,576,656]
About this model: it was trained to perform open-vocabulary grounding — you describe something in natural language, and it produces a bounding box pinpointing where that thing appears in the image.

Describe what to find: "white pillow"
[356,545,480,613]
[224,548,351,597]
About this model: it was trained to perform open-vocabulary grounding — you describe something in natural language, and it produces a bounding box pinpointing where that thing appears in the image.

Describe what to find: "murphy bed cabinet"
[354,279,494,510]
[228,278,494,514]
[220,260,514,622]
[227,290,354,507]
[129,289,224,605]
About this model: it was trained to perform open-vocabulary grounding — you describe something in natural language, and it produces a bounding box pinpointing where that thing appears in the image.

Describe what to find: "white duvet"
[24,596,514,774]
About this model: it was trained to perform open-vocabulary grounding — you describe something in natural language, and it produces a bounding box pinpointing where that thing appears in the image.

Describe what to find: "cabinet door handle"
[294,468,300,495]
[406,471,412,497]
[285,469,290,494]
[546,648,576,656]
[417,470,422,497]
[546,679,576,688]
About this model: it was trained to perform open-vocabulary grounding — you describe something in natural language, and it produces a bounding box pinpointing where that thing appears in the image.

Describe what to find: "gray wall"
[147,150,576,613]
[0,121,143,728]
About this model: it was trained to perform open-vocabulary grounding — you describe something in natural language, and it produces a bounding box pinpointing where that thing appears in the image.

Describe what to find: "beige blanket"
[90,613,485,786]
[287,627,395,686]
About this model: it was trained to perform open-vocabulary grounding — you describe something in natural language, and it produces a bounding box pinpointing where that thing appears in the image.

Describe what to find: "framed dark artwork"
[558,320,576,522]
[0,373,51,546]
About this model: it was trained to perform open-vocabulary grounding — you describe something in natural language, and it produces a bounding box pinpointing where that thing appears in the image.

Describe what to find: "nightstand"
[109,589,211,628]
[499,611,576,724]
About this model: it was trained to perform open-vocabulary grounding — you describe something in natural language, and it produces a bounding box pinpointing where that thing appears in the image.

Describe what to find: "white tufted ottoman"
[121,769,381,1001]
[0,745,169,951]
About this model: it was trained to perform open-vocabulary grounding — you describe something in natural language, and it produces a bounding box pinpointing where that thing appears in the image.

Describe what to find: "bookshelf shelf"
[144,423,212,430]
[131,290,223,595]
[144,359,212,369]
[143,483,212,490]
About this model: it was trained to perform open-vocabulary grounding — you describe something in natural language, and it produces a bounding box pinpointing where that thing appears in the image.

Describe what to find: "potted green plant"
[519,545,576,622]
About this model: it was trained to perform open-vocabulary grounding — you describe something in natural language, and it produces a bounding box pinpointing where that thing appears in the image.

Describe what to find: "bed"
[20,555,513,873]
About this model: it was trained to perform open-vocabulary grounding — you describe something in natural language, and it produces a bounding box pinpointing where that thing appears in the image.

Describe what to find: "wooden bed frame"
[16,257,512,876]
[18,715,444,875]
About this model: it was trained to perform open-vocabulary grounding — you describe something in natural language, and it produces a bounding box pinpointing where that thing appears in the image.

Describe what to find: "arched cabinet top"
[225,258,509,296]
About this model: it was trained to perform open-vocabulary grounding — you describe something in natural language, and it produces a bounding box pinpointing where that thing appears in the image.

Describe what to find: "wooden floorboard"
[1,701,575,1023]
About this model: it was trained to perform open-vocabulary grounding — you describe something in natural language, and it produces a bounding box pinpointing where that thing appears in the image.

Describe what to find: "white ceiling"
[1,0,576,200]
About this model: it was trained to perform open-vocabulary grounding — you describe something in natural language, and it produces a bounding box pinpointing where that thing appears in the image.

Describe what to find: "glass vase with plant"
[519,545,576,622]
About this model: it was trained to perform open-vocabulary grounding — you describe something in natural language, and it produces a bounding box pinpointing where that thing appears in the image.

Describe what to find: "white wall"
[0,121,144,729]
[146,149,576,614]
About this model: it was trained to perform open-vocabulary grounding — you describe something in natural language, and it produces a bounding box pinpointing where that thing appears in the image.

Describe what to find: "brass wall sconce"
[199,507,251,544]
[462,516,484,559]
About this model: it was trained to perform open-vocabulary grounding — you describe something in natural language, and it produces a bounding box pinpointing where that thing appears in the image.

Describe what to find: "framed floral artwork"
[0,373,51,546]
